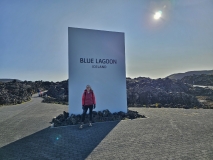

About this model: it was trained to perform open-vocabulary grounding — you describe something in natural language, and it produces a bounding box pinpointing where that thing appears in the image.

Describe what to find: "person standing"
[37,89,40,97]
[79,85,96,129]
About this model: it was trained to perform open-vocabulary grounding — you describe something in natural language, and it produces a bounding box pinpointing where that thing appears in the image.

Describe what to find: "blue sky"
[1,0,213,81]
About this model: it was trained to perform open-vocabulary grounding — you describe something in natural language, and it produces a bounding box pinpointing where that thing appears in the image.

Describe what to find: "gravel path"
[0,96,213,160]
[0,94,67,148]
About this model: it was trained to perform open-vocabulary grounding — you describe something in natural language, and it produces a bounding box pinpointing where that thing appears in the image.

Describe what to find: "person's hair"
[86,85,92,90]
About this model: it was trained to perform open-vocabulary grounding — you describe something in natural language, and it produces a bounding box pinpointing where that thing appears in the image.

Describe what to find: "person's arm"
[92,92,96,109]
[82,92,85,106]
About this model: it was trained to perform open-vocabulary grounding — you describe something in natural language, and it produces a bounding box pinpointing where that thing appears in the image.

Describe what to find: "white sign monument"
[68,27,126,114]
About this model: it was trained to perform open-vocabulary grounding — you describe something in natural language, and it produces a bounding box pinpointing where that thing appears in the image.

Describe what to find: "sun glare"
[154,11,162,20]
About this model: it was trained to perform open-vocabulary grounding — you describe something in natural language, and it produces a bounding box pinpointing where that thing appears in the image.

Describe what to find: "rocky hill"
[0,79,21,83]
[181,74,213,86]
[167,70,213,80]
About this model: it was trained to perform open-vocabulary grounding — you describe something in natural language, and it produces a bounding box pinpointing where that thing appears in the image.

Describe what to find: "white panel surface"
[68,27,126,114]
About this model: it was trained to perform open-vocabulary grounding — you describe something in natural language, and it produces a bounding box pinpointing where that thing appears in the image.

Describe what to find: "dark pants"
[81,105,93,123]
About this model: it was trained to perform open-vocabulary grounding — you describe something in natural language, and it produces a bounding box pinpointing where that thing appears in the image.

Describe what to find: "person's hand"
[93,104,96,109]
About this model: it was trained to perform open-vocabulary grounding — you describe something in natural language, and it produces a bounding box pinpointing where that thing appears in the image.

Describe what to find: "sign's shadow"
[0,121,120,159]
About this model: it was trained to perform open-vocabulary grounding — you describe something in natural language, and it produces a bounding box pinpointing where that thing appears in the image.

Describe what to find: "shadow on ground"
[0,121,120,160]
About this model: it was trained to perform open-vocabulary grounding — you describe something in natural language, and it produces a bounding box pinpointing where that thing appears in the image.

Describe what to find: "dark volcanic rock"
[0,80,53,106]
[43,77,205,108]
[42,80,68,105]
[181,74,213,86]
[103,109,111,117]
[189,86,213,96]
[51,110,146,127]
[0,81,31,105]
[127,77,201,108]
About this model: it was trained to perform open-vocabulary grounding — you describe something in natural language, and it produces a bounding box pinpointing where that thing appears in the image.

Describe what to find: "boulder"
[103,109,111,117]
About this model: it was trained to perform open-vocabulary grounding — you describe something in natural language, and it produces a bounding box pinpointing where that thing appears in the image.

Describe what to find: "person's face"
[86,86,91,91]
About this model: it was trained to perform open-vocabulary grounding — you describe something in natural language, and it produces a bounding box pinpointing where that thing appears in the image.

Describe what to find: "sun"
[154,11,162,20]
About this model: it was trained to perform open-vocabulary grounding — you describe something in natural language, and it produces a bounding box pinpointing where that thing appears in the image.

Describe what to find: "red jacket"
[82,90,96,106]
